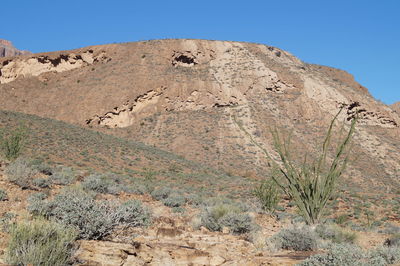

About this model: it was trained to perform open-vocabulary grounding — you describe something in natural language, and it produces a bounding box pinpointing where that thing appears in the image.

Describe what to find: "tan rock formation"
[0,39,30,57]
[0,39,399,194]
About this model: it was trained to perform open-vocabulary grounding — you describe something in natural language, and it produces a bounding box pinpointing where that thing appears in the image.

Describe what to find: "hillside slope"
[0,39,399,194]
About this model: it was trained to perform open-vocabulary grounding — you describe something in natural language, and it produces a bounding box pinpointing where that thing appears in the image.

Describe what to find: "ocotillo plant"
[270,109,356,224]
[233,108,356,224]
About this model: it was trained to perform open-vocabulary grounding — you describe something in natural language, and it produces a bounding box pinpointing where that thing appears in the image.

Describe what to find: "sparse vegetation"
[28,187,150,240]
[0,126,26,160]
[200,202,253,234]
[316,223,357,244]
[5,157,38,189]
[271,226,318,251]
[82,173,121,194]
[5,219,77,266]
[299,243,400,266]
[253,178,280,213]
[0,188,7,201]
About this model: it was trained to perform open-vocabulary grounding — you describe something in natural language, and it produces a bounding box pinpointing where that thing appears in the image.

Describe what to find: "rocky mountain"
[392,102,400,114]
[0,39,399,194]
[0,39,30,57]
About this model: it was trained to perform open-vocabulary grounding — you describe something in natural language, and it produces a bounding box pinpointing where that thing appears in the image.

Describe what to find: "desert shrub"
[28,188,150,240]
[5,157,38,189]
[186,194,203,206]
[151,187,172,200]
[33,178,51,188]
[82,173,121,194]
[27,192,50,216]
[200,203,253,234]
[299,243,364,266]
[272,226,318,251]
[113,200,151,227]
[316,224,357,244]
[253,179,280,213]
[300,243,400,266]
[0,126,26,161]
[368,246,400,265]
[5,219,77,266]
[219,212,253,234]
[49,167,75,185]
[0,189,7,201]
[162,194,186,207]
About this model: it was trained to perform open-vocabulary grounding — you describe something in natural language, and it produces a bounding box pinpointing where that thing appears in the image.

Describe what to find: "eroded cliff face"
[0,39,398,192]
[0,39,30,58]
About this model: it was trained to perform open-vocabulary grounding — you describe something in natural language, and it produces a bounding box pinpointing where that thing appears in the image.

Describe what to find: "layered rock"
[0,39,399,194]
[0,39,30,57]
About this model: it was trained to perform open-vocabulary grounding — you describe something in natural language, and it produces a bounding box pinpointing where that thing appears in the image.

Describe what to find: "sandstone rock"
[0,39,30,58]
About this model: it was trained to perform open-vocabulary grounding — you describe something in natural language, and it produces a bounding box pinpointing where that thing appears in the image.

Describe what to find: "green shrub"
[113,200,151,227]
[5,219,77,266]
[49,167,76,185]
[28,188,151,240]
[0,188,7,201]
[162,194,186,207]
[0,126,26,161]
[82,173,121,194]
[368,246,400,265]
[299,243,364,266]
[299,243,400,266]
[316,224,357,244]
[201,203,253,234]
[33,178,51,188]
[219,212,253,234]
[253,179,280,213]
[151,187,172,200]
[27,192,50,215]
[272,226,318,251]
[5,157,38,189]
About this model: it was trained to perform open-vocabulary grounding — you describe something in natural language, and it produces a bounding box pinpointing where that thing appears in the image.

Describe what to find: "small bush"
[368,246,400,265]
[113,200,151,227]
[28,188,151,240]
[6,157,38,189]
[219,212,253,234]
[162,194,186,207]
[0,126,26,161]
[151,187,172,200]
[299,243,364,266]
[0,188,8,201]
[33,178,51,188]
[316,224,357,244]
[201,203,253,234]
[253,179,280,213]
[82,173,121,194]
[300,243,400,266]
[49,167,75,185]
[27,192,50,215]
[272,226,318,251]
[5,219,77,266]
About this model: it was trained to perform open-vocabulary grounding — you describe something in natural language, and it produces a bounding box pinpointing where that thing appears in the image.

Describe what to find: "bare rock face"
[0,39,30,57]
[392,102,400,114]
[0,39,399,194]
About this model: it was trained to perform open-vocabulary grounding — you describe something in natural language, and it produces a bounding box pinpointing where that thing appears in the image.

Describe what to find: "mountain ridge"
[0,39,398,194]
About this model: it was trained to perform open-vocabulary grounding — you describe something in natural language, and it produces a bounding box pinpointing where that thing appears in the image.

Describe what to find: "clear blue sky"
[2,0,399,104]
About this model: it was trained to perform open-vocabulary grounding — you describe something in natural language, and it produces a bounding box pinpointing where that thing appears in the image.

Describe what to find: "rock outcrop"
[0,39,399,194]
[0,39,30,57]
